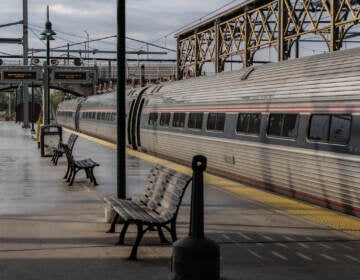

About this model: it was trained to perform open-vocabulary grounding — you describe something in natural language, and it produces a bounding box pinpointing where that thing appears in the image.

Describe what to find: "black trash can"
[40,125,63,157]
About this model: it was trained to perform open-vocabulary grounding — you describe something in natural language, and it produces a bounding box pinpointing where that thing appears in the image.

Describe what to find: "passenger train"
[57,47,360,217]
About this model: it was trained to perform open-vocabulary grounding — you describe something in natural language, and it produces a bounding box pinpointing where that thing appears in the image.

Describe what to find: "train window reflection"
[207,113,225,131]
[268,113,298,138]
[329,115,351,144]
[188,113,203,129]
[237,113,261,134]
[173,113,186,128]
[309,114,351,144]
[159,113,171,126]
[148,112,158,126]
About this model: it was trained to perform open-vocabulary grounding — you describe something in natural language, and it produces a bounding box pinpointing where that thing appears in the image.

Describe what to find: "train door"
[128,88,147,150]
[127,100,135,147]
[135,98,146,148]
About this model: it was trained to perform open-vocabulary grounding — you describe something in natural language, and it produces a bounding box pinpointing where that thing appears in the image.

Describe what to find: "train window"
[173,113,186,128]
[207,113,226,131]
[309,114,351,144]
[159,113,171,126]
[148,112,159,126]
[268,113,298,138]
[236,113,261,134]
[92,112,96,119]
[309,115,329,141]
[101,112,106,120]
[188,113,203,129]
[329,115,351,144]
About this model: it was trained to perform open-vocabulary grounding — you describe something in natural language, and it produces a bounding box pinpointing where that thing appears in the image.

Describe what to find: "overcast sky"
[1,0,358,68]
[0,0,245,64]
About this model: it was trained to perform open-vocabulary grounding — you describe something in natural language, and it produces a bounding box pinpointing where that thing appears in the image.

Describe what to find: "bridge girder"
[176,0,360,77]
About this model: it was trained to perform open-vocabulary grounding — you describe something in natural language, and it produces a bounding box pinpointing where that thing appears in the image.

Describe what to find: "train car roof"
[80,91,117,110]
[57,97,85,111]
[143,47,360,108]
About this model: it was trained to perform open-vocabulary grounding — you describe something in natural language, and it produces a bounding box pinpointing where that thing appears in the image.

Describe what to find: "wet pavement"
[0,122,360,280]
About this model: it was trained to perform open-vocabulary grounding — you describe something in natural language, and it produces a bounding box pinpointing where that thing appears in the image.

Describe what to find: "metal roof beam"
[0,38,23,44]
[0,20,23,28]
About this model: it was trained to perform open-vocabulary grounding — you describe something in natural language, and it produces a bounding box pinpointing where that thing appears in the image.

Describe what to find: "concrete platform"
[0,122,360,280]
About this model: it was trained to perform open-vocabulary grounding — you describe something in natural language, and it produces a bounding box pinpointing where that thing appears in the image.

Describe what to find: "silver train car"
[56,97,84,130]
[57,47,360,217]
[56,88,143,144]
[78,92,117,143]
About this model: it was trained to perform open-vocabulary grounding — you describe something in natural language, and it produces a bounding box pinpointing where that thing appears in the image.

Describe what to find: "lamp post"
[84,30,89,65]
[40,5,56,125]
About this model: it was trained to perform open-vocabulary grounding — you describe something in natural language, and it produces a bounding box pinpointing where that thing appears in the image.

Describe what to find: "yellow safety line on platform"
[65,127,360,237]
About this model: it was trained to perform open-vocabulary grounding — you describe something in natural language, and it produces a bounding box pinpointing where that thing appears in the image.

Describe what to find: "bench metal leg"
[90,168,98,186]
[107,212,119,233]
[53,154,58,165]
[54,152,61,165]
[69,169,78,186]
[128,223,144,260]
[170,220,177,242]
[117,221,129,245]
[51,153,56,164]
[66,167,73,182]
[85,168,90,179]
[64,163,71,179]
[157,225,170,244]
[53,152,61,166]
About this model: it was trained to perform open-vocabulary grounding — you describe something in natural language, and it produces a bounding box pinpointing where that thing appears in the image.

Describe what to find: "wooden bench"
[104,164,192,260]
[62,143,100,186]
[51,133,78,165]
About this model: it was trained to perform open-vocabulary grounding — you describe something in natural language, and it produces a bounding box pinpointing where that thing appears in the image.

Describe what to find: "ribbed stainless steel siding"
[146,48,360,108]
[140,129,360,210]
[56,116,75,130]
[79,120,116,143]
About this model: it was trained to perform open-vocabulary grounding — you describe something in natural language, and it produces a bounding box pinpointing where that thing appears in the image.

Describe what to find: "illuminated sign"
[3,71,37,80]
[54,71,87,80]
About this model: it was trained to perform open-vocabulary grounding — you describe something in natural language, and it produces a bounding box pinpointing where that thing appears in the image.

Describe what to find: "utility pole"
[117,0,126,199]
[67,43,70,64]
[8,91,11,120]
[23,0,29,128]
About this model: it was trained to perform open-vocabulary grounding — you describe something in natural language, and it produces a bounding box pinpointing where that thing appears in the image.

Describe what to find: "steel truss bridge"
[176,0,360,76]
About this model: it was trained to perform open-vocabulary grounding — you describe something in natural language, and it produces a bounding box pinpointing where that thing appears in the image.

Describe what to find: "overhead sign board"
[52,71,87,83]
[0,66,96,85]
[3,71,37,80]
[0,67,42,84]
